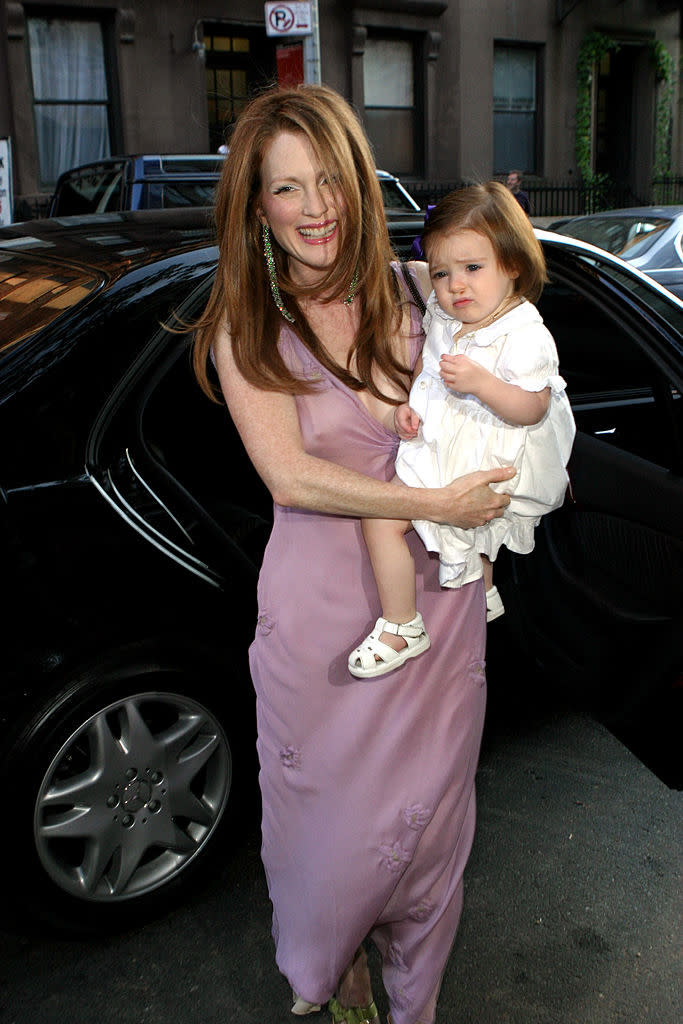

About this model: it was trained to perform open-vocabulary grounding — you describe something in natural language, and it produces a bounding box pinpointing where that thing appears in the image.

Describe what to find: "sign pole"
[303,0,321,84]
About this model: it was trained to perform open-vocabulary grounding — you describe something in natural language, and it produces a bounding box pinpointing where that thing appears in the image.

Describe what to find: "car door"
[95,249,682,781]
[490,240,682,777]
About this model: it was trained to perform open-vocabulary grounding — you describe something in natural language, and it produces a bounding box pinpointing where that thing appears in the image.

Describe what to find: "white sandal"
[348,613,430,678]
[486,585,505,622]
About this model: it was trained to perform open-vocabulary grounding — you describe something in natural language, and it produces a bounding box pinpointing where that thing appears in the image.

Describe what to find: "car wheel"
[4,669,236,933]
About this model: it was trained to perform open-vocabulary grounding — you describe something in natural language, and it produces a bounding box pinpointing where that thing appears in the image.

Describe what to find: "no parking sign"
[265,2,313,36]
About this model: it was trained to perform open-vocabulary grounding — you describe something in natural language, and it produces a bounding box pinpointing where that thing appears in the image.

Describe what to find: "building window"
[493,44,539,175]
[27,16,113,186]
[204,26,276,153]
[363,36,420,176]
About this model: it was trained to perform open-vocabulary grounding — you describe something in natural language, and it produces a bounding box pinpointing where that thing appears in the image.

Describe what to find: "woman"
[193,84,514,1024]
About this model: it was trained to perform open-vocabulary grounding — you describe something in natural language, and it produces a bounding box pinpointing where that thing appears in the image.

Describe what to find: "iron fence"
[404,176,683,217]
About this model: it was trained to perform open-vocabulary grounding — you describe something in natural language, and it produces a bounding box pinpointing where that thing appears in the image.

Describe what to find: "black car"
[0,210,681,932]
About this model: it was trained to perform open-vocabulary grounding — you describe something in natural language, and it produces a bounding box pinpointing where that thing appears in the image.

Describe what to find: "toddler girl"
[348,181,576,677]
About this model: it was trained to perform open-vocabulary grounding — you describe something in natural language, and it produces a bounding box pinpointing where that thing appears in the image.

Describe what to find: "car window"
[538,264,681,471]
[377,179,421,213]
[619,221,669,258]
[160,182,219,209]
[557,216,671,258]
[52,166,125,216]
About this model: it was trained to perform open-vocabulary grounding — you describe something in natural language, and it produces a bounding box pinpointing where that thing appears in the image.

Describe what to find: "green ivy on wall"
[651,40,675,181]
[575,31,676,196]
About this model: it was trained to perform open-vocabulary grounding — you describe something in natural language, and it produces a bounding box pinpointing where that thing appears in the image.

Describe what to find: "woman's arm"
[214,325,514,528]
[440,354,550,425]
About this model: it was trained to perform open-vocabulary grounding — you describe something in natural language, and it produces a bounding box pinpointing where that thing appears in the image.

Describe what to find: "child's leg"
[349,518,430,677]
[362,517,416,632]
[481,554,493,591]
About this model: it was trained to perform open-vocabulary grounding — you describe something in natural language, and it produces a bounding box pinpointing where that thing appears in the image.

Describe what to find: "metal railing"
[403,176,683,217]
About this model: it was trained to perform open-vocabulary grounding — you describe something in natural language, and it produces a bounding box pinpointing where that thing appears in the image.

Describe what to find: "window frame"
[493,41,544,176]
[26,8,119,188]
[362,30,425,178]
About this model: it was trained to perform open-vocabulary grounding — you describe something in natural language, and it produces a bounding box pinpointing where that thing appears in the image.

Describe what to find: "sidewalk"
[0,708,679,1024]
[427,707,682,1024]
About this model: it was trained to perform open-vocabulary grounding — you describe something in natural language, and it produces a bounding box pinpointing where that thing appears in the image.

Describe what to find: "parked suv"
[46,155,425,257]
[48,154,423,219]
[48,154,225,216]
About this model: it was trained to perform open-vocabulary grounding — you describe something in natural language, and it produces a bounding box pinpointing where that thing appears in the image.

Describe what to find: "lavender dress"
[248,269,487,1024]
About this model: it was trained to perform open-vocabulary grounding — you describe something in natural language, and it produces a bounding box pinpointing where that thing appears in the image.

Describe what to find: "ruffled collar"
[426,293,541,347]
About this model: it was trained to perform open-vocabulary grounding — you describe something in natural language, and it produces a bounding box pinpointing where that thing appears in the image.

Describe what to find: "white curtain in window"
[28,18,110,184]
[493,46,537,174]
[363,39,413,108]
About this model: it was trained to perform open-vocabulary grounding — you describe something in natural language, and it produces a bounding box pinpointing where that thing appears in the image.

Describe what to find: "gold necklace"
[455,293,522,339]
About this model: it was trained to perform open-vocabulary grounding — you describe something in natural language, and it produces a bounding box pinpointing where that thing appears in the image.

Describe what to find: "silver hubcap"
[34,691,231,902]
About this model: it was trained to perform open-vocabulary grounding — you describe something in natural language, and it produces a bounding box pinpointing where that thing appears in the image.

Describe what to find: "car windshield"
[53,164,127,216]
[377,178,421,213]
[0,253,102,350]
[558,215,672,259]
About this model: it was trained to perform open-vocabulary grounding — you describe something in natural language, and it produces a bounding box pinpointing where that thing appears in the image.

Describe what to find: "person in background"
[506,170,530,215]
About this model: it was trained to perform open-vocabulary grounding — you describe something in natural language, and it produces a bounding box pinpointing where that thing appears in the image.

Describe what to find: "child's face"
[428,229,518,332]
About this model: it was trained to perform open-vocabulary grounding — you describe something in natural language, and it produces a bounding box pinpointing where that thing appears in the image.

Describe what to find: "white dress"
[395,293,576,588]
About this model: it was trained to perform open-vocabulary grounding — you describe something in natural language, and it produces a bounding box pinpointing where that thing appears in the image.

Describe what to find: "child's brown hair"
[422,181,548,302]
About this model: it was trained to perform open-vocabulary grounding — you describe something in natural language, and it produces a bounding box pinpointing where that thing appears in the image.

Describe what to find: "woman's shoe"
[292,991,322,1015]
[328,995,380,1024]
[348,613,430,678]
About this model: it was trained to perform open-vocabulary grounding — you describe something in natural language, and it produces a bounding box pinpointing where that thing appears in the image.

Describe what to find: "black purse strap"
[399,262,427,317]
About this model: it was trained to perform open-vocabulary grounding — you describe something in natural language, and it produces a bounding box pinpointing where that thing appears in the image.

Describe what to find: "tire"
[2,662,241,934]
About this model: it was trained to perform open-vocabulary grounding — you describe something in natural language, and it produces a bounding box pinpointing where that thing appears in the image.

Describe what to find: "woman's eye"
[273,185,295,195]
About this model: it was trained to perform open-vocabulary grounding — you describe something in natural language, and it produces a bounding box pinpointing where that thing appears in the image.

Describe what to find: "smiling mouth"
[298,221,338,241]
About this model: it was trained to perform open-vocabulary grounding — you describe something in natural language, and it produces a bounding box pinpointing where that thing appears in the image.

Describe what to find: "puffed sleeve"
[497,323,568,394]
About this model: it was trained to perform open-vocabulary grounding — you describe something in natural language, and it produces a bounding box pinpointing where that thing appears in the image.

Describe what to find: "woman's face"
[257,130,346,288]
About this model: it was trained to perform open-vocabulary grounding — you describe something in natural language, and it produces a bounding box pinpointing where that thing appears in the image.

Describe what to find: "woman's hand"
[394,403,421,440]
[438,466,515,529]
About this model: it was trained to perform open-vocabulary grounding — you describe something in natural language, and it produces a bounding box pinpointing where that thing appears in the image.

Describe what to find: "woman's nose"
[303,187,328,218]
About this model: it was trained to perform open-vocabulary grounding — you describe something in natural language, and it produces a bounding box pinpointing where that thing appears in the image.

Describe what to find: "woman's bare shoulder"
[403,260,431,300]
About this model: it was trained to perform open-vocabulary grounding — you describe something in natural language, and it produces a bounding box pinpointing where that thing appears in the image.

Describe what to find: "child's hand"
[440,353,488,396]
[394,403,421,439]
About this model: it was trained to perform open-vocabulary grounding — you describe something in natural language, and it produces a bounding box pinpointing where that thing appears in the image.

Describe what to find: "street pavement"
[0,703,679,1024]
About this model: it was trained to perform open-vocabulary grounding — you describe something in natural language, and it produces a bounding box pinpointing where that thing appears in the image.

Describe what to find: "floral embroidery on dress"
[279,746,303,770]
[388,941,409,973]
[402,803,433,830]
[409,899,434,922]
[379,841,412,873]
[255,613,275,636]
[392,987,411,1011]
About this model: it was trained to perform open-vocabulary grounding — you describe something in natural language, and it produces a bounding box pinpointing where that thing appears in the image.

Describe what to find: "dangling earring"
[262,223,295,323]
[344,264,359,306]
